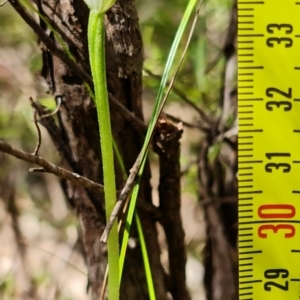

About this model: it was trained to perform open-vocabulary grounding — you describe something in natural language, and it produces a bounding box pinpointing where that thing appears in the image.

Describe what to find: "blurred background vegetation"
[0,0,233,299]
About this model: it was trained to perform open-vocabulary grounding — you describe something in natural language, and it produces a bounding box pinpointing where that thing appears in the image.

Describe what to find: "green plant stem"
[135,213,156,300]
[88,11,119,300]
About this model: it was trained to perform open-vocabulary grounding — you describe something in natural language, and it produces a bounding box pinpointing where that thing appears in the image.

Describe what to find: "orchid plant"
[82,0,119,299]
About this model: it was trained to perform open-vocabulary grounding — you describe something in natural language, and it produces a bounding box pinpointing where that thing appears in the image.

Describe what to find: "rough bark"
[154,117,190,300]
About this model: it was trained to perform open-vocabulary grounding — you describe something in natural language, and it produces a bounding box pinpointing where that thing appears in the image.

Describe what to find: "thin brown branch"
[30,96,62,156]
[0,141,104,194]
[8,0,93,87]
[36,0,89,70]
[30,97,42,156]
[32,109,41,155]
[31,100,78,172]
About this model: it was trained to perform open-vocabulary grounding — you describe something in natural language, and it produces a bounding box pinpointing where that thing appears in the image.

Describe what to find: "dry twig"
[0,141,104,194]
[30,98,42,156]
[154,118,189,300]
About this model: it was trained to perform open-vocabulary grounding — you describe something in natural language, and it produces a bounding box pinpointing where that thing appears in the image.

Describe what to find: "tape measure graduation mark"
[238,1,300,299]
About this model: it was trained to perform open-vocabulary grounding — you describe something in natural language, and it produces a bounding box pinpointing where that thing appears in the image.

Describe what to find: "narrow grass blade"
[135,212,156,300]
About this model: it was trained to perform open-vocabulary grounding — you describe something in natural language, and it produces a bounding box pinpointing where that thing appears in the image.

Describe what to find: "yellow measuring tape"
[238,0,300,299]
